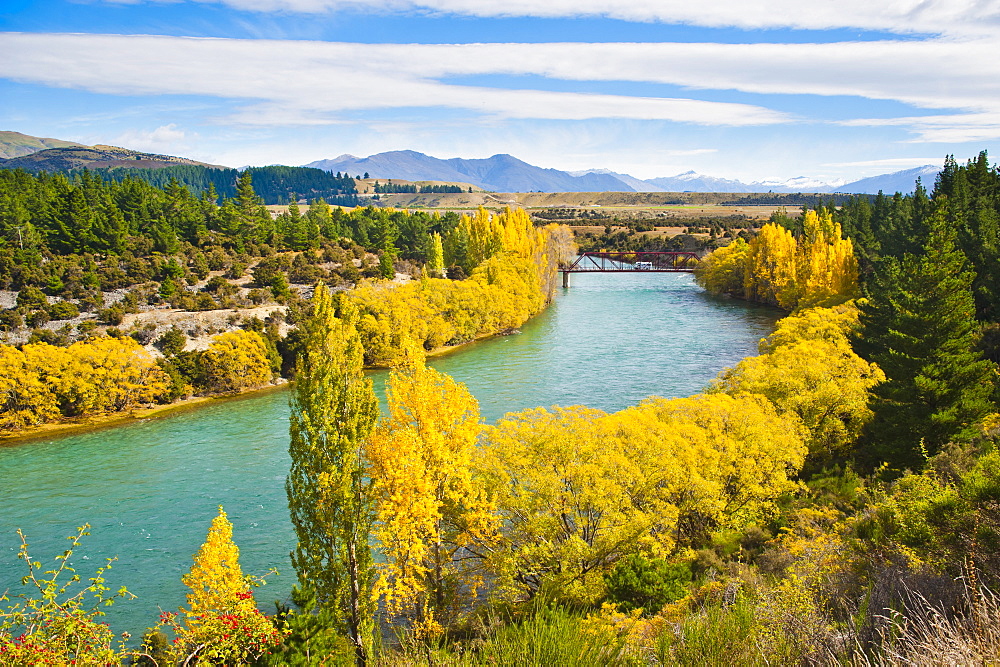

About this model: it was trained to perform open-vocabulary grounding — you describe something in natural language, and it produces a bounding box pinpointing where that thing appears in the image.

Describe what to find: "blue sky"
[2,0,999,183]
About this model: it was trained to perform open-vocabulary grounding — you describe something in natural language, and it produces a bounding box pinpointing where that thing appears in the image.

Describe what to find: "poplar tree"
[854,204,997,471]
[286,282,379,666]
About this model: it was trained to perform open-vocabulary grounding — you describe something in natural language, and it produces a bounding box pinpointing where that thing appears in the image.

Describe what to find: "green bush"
[604,554,692,614]
[47,300,80,320]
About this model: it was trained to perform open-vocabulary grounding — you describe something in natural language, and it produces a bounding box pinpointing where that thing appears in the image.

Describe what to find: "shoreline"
[0,320,535,446]
[0,381,290,447]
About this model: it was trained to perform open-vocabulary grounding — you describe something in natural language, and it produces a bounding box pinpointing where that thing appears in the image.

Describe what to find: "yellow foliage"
[698,211,859,311]
[200,330,272,393]
[1,336,168,429]
[475,394,805,602]
[713,304,883,460]
[622,393,807,529]
[367,347,494,632]
[181,506,248,621]
[171,507,286,663]
[758,302,859,354]
[693,237,749,295]
[0,344,59,430]
[350,213,571,366]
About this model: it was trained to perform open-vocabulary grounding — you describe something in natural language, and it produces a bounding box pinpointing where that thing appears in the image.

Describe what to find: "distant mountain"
[304,150,634,193]
[568,168,667,192]
[831,165,939,195]
[0,144,225,172]
[645,171,753,193]
[307,149,939,195]
[0,131,84,159]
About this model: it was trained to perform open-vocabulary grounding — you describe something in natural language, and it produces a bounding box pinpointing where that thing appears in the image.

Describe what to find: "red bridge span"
[560,251,701,287]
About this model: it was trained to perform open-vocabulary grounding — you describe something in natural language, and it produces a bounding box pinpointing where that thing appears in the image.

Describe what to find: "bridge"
[560,251,700,287]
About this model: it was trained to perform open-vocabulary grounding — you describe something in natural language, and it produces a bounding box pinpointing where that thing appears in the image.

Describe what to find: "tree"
[168,507,285,664]
[0,344,59,430]
[201,330,272,393]
[712,305,884,466]
[181,507,247,620]
[427,232,445,277]
[476,395,805,604]
[286,283,379,666]
[0,525,133,665]
[366,345,493,636]
[854,204,998,471]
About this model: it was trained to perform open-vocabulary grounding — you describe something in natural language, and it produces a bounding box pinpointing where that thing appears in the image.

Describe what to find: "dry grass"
[854,582,1000,666]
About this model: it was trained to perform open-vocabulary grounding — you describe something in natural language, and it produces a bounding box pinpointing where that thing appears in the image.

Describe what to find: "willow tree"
[287,282,379,666]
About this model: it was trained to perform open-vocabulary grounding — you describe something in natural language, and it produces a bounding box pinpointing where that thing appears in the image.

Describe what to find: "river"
[0,272,779,634]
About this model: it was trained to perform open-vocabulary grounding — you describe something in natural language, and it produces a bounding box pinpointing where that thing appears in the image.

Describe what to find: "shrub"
[604,554,692,614]
[157,327,187,356]
[47,300,80,320]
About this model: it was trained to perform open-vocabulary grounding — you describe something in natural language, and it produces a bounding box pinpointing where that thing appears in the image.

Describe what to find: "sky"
[1,1,999,183]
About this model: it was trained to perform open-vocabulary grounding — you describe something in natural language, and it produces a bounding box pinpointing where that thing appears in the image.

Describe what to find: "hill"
[0,144,226,172]
[0,131,84,159]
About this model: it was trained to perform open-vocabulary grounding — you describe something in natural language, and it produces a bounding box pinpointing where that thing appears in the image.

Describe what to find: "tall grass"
[857,584,1000,666]
[382,604,634,666]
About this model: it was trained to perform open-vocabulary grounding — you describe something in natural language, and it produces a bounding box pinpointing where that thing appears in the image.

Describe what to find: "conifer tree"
[854,204,997,471]
[286,282,378,666]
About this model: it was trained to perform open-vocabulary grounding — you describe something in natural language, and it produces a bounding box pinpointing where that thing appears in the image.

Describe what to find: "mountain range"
[2,131,941,195]
[307,151,939,195]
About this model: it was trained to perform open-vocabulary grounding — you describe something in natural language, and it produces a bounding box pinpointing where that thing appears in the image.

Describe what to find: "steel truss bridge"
[560,251,700,287]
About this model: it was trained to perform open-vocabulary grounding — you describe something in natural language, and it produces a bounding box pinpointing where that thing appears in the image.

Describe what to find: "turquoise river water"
[0,272,779,634]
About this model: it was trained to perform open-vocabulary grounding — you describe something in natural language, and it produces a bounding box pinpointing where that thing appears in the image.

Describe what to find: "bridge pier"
[562,271,569,288]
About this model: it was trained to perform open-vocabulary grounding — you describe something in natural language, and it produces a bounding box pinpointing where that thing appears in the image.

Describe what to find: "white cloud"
[841,112,1000,143]
[4,33,1000,140]
[0,33,788,126]
[123,0,1000,37]
[823,157,942,168]
[111,123,192,152]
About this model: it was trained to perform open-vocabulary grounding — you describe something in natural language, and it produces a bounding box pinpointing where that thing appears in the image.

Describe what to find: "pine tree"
[286,283,379,666]
[854,203,997,471]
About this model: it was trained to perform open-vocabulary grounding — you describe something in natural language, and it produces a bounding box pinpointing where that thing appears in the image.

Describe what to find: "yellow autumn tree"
[200,330,272,393]
[476,395,805,604]
[171,507,285,664]
[347,215,571,366]
[367,345,494,636]
[712,304,883,463]
[744,223,799,308]
[699,212,858,311]
[793,210,859,310]
[16,337,168,419]
[693,237,750,297]
[182,507,247,619]
[620,393,807,532]
[0,344,59,430]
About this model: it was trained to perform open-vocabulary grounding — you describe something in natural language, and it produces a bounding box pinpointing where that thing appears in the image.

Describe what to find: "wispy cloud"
[110,123,194,152]
[4,33,1000,140]
[840,112,1000,144]
[823,157,941,168]
[106,0,1000,37]
[0,33,788,126]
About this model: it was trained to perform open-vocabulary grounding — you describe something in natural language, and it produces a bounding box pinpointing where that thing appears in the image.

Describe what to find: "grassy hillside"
[0,131,84,159]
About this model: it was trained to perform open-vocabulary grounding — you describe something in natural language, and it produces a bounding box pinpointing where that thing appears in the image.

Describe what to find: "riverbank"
[0,381,290,446]
[0,325,526,445]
